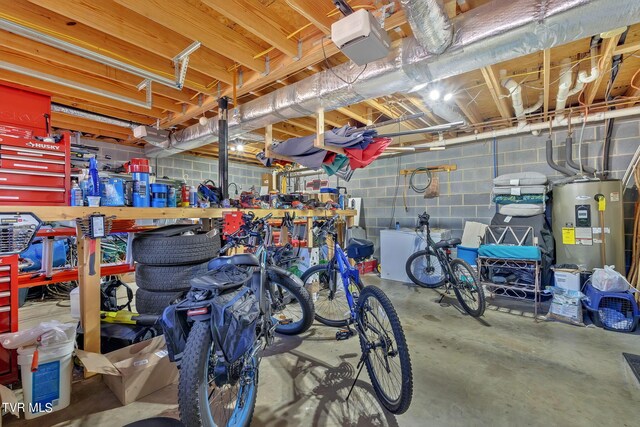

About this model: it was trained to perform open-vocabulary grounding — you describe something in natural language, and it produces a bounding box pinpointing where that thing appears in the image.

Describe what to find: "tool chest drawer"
[0,169,66,188]
[0,144,66,161]
[0,156,66,173]
[0,185,66,203]
[0,277,9,292]
[0,291,10,309]
[0,306,10,332]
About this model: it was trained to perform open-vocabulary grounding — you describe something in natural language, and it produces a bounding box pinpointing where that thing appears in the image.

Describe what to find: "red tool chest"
[0,84,70,206]
[0,254,19,385]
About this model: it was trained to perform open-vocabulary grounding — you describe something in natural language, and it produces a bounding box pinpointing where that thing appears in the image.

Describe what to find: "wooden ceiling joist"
[25,0,236,84]
[480,65,512,121]
[0,31,198,105]
[285,0,334,35]
[585,34,623,105]
[0,45,186,113]
[454,97,483,125]
[112,0,266,72]
[201,0,298,58]
[336,105,371,125]
[1,68,168,117]
[2,0,227,90]
[162,11,408,127]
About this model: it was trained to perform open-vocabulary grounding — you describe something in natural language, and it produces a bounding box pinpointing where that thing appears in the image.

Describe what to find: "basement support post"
[218,97,229,200]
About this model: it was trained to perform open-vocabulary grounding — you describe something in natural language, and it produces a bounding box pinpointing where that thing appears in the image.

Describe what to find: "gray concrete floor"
[5,276,640,426]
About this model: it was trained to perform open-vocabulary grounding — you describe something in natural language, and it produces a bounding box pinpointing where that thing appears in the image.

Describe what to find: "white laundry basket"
[17,339,74,419]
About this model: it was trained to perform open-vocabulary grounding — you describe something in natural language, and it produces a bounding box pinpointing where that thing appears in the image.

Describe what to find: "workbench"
[0,206,356,357]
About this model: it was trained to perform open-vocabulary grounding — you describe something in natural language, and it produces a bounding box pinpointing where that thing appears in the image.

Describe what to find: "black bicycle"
[405,212,486,317]
[162,213,314,427]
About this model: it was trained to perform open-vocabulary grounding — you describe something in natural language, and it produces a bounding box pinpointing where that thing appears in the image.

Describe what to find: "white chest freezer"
[380,228,450,283]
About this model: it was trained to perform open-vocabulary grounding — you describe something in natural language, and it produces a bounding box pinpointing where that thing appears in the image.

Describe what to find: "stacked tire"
[132,231,221,315]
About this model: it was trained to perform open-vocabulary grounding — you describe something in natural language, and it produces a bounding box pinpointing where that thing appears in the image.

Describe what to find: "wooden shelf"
[0,206,356,222]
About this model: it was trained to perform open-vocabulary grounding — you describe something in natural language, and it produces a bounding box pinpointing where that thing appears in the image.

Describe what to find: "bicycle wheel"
[268,271,315,335]
[405,249,446,288]
[301,264,363,327]
[357,286,413,414]
[179,321,258,427]
[450,259,486,317]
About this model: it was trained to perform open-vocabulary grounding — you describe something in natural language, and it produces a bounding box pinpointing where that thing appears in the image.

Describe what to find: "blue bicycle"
[301,216,413,414]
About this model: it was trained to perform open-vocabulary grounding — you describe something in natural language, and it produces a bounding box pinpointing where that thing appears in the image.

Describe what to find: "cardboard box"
[76,336,178,406]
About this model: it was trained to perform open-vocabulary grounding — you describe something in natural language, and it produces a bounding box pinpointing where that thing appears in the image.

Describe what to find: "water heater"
[552,180,625,271]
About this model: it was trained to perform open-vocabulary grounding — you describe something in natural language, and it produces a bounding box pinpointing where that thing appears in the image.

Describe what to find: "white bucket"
[17,340,74,419]
[70,287,80,320]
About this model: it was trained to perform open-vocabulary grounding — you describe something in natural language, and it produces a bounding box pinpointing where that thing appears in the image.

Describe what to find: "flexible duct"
[146,0,640,158]
[51,104,140,129]
[401,0,453,55]
[502,78,544,128]
[421,97,467,124]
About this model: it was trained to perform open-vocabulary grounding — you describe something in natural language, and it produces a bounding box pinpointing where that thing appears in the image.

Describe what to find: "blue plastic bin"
[456,246,478,266]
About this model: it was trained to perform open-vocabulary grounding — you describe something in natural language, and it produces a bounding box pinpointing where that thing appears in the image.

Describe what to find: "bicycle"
[405,212,486,317]
[162,213,314,427]
[300,216,413,414]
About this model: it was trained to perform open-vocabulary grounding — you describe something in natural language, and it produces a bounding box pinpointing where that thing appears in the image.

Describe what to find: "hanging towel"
[322,154,350,176]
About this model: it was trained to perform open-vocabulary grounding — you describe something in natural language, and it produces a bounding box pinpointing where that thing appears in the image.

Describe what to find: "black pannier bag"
[209,286,260,363]
[160,304,190,367]
[347,238,375,260]
[160,264,259,366]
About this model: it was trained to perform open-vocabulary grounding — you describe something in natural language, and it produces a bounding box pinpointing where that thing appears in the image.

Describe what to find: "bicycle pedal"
[277,316,293,325]
[335,329,354,341]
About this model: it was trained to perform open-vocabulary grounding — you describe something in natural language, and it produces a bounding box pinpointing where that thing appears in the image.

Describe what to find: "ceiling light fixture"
[199,116,209,126]
[429,89,440,101]
[236,144,245,152]
[430,146,446,151]
[230,146,236,152]
[443,92,453,102]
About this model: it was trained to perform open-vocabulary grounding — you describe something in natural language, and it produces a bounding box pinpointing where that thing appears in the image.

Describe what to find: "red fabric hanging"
[344,137,392,169]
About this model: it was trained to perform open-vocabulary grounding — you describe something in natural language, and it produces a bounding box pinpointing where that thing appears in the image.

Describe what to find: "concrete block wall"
[77,140,265,190]
[345,118,640,261]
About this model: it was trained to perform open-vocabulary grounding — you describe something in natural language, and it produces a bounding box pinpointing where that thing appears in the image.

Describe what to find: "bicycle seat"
[433,238,462,249]
[208,253,260,271]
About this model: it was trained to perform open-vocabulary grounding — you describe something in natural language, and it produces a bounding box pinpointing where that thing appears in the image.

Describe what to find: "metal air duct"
[146,0,640,158]
[401,0,453,55]
[51,104,139,129]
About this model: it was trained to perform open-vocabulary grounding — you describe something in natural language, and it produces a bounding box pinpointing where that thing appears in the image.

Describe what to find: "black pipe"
[218,97,229,200]
[602,118,615,178]
[546,136,574,176]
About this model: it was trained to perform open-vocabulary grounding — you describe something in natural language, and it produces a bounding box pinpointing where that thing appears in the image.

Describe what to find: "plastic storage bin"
[17,339,74,419]
[456,246,478,267]
[583,283,640,332]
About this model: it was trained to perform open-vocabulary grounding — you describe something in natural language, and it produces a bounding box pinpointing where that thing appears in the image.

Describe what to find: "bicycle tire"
[301,264,364,327]
[268,269,315,335]
[450,259,486,317]
[357,286,413,414]
[178,321,257,427]
[405,250,446,288]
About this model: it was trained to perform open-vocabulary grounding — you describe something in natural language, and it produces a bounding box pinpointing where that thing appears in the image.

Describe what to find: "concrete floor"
[5,276,640,426]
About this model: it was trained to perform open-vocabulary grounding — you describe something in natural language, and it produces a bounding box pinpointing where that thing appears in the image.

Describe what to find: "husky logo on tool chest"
[25,141,61,151]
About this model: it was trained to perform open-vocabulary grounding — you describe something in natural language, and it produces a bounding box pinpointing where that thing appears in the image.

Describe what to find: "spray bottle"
[87,158,100,197]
